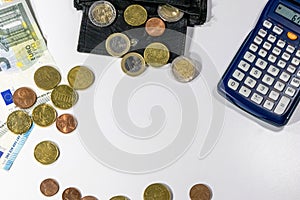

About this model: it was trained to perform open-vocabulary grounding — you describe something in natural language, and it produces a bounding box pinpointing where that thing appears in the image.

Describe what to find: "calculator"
[217,0,300,126]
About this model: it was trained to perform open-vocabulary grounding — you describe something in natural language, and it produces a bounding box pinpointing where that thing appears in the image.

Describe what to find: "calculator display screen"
[275,4,300,26]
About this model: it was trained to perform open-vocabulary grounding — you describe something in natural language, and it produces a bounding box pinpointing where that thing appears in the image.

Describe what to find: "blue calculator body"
[218,0,300,126]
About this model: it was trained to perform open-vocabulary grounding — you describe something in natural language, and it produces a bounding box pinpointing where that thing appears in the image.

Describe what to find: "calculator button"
[244,77,257,88]
[258,49,268,58]
[251,93,263,105]
[287,65,296,73]
[232,69,245,81]
[262,74,274,85]
[297,70,300,77]
[285,87,296,97]
[249,43,258,52]
[277,39,286,48]
[267,65,280,76]
[274,81,286,91]
[258,29,267,37]
[263,20,272,29]
[239,86,251,97]
[255,58,268,69]
[250,67,262,79]
[296,50,300,58]
[256,83,269,95]
[291,57,300,66]
[238,60,250,72]
[254,36,263,45]
[277,60,286,68]
[268,34,277,43]
[282,52,291,61]
[268,54,277,63]
[272,47,281,55]
[273,26,283,35]
[287,32,298,41]
[279,71,290,82]
[286,45,295,54]
[263,100,274,110]
[291,77,300,88]
[244,51,256,63]
[228,79,239,90]
[269,90,280,101]
[263,42,272,50]
[274,96,290,115]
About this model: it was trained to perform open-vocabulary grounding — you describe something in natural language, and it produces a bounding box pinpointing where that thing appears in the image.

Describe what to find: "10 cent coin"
[32,103,57,127]
[124,4,147,26]
[34,140,60,165]
[143,183,172,200]
[7,110,32,134]
[34,66,61,90]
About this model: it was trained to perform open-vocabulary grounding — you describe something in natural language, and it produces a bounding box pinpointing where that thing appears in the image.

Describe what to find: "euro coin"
[157,4,184,22]
[110,195,129,200]
[106,33,131,57]
[34,140,60,165]
[56,114,78,134]
[34,66,61,90]
[124,4,147,26]
[121,52,146,76]
[13,87,37,109]
[51,85,78,110]
[143,183,172,200]
[67,66,95,90]
[88,1,116,27]
[189,184,212,200]
[171,56,198,83]
[62,187,82,200]
[82,195,98,200]
[40,178,59,197]
[7,110,32,134]
[145,17,165,37]
[144,42,170,67]
[32,103,57,127]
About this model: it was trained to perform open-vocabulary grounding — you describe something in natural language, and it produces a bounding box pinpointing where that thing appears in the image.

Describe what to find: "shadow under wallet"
[74,0,207,62]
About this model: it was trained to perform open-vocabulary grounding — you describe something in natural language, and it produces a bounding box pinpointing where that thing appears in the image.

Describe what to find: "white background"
[2,0,300,199]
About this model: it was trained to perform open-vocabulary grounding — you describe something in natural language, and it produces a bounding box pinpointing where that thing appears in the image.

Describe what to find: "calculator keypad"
[227,19,300,115]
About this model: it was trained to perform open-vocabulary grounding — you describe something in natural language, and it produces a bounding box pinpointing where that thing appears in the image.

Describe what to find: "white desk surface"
[2,0,300,199]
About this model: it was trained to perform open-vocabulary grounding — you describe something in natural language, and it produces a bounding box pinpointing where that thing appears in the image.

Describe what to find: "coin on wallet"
[121,52,147,76]
[144,42,170,67]
[157,4,184,22]
[106,33,131,57]
[145,17,166,37]
[88,1,116,27]
[124,4,147,26]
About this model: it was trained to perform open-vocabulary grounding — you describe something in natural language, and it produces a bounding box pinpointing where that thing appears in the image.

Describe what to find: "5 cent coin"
[81,195,98,200]
[56,114,78,134]
[13,87,37,109]
[145,17,165,37]
[62,187,82,200]
[40,178,59,197]
[189,184,212,200]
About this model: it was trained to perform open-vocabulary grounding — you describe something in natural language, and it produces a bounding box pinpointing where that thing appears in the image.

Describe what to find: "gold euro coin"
[144,42,170,67]
[106,33,131,57]
[34,66,61,90]
[171,56,198,83]
[7,110,32,134]
[34,140,60,165]
[121,52,147,76]
[157,4,184,22]
[51,85,78,110]
[124,4,147,26]
[143,183,172,200]
[32,103,57,127]
[110,195,129,200]
[67,66,95,90]
[88,1,116,27]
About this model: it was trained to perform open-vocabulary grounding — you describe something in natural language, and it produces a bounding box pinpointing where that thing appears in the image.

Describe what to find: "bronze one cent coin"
[56,114,78,134]
[189,184,212,200]
[40,178,59,197]
[62,187,82,200]
[145,17,166,37]
[81,195,98,200]
[13,87,37,109]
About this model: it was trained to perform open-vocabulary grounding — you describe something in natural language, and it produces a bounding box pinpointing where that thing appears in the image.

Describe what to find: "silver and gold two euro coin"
[121,52,147,76]
[88,1,116,27]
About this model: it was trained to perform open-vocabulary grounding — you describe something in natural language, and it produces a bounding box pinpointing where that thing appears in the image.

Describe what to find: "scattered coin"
[121,52,147,76]
[110,195,129,200]
[157,4,184,22]
[51,85,78,110]
[40,178,59,197]
[13,87,37,109]
[67,66,95,90]
[34,140,60,165]
[56,113,78,134]
[145,17,166,37]
[124,4,147,26]
[189,184,212,200]
[62,187,82,200]
[106,33,131,57]
[144,42,170,67]
[32,103,57,127]
[88,0,116,27]
[34,66,61,90]
[143,183,172,200]
[6,110,32,134]
[171,56,199,83]
[81,195,98,200]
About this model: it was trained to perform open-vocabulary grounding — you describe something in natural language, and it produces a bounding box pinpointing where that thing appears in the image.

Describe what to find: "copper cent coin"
[13,87,37,109]
[145,17,166,37]
[62,187,82,200]
[40,178,59,197]
[189,184,212,200]
[56,114,78,134]
[81,195,98,200]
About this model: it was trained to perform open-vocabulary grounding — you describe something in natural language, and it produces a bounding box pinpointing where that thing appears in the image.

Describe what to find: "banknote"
[0,0,55,170]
